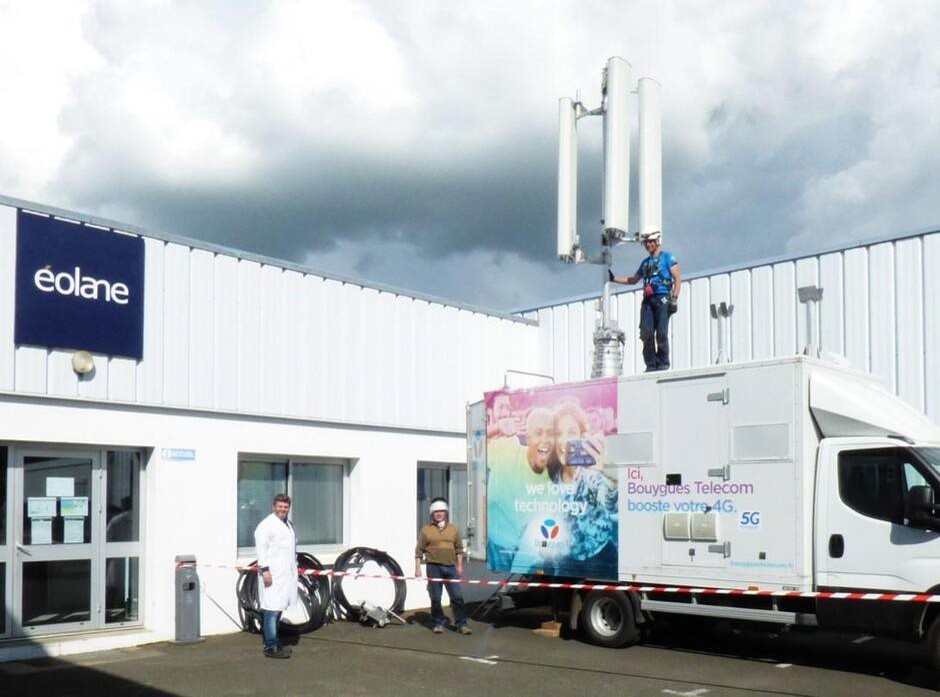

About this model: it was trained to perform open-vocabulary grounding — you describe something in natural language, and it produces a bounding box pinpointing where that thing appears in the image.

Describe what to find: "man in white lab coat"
[254,493,298,658]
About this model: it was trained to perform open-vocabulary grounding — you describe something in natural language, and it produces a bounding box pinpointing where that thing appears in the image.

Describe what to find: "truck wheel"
[580,590,638,648]
[926,615,940,670]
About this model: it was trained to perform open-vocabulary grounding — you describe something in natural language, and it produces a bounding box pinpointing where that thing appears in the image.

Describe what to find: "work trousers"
[426,563,468,628]
[262,610,282,651]
[640,295,671,371]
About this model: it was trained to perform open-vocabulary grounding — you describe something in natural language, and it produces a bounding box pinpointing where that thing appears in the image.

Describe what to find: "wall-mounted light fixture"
[71,350,95,376]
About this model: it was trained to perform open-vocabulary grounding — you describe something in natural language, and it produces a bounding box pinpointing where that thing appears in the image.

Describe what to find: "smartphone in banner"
[565,439,596,466]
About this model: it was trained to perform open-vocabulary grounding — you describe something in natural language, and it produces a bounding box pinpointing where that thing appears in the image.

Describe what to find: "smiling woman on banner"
[547,401,619,579]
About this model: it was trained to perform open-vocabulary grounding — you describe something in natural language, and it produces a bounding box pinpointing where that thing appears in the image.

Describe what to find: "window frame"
[236,454,350,557]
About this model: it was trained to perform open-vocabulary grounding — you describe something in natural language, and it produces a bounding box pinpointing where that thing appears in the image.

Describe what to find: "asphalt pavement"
[2,608,940,697]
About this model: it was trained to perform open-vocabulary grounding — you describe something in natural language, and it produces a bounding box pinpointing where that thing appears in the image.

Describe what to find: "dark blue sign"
[15,211,145,359]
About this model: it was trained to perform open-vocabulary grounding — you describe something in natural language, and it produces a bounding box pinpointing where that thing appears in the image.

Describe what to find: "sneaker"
[264,647,291,659]
[458,626,473,635]
[432,625,444,634]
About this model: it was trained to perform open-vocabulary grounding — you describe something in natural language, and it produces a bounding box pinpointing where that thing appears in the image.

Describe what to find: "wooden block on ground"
[532,621,562,638]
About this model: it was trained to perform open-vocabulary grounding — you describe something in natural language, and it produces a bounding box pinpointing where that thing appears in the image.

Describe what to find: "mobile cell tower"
[557,57,662,378]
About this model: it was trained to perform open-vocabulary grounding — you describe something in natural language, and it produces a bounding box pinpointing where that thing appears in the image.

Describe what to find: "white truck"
[467,355,940,663]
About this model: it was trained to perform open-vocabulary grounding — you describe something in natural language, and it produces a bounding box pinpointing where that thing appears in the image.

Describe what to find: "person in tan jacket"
[415,498,471,634]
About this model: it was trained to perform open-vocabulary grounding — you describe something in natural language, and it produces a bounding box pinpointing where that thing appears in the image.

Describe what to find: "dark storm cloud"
[660,98,879,275]
[56,117,612,279]
[52,85,882,307]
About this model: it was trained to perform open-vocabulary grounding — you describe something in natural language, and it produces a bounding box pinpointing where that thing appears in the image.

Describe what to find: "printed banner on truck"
[485,378,618,578]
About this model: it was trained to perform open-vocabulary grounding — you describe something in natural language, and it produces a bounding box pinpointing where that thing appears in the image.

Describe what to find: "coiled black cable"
[295,552,331,632]
[331,546,407,621]
[236,553,330,634]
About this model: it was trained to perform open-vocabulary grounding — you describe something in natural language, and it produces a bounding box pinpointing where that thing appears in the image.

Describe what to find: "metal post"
[709,302,734,364]
[174,554,203,644]
[797,286,824,358]
[593,254,625,378]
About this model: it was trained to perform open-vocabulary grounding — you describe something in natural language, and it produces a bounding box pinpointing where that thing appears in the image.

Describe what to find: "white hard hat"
[429,499,449,514]
[641,231,662,242]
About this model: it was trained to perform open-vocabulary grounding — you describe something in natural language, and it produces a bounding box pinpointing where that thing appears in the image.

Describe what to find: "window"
[416,462,467,535]
[291,463,343,545]
[915,447,940,478]
[104,450,143,625]
[838,448,905,523]
[237,457,347,551]
[1,446,5,635]
[107,451,141,542]
[238,460,287,548]
[0,446,6,545]
[838,448,940,524]
[904,462,930,491]
[902,452,940,503]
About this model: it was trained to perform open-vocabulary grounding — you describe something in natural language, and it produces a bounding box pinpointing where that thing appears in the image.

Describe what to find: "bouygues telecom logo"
[539,518,560,540]
[15,210,145,359]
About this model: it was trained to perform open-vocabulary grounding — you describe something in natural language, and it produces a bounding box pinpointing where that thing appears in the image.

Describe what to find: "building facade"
[2,191,939,659]
[0,196,537,658]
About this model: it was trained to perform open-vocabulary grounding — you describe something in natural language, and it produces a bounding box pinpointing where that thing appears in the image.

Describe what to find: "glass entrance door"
[13,451,99,635]
[2,447,143,637]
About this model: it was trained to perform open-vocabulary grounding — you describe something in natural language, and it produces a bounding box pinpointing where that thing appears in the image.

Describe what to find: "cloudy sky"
[1,1,939,310]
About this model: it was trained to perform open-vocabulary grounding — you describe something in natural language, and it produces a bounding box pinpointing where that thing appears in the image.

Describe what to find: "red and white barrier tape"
[180,562,940,604]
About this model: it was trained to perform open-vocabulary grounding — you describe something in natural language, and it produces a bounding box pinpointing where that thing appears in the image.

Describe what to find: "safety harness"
[641,254,672,298]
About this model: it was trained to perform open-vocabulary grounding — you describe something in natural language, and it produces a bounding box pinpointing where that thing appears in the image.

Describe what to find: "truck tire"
[926,614,940,670]
[580,590,638,648]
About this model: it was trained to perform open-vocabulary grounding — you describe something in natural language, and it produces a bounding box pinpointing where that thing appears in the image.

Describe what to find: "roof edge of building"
[510,223,940,314]
[1,193,536,326]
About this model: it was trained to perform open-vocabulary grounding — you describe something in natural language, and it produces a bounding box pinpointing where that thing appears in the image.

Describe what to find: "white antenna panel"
[638,78,662,238]
[602,56,631,237]
[557,97,579,260]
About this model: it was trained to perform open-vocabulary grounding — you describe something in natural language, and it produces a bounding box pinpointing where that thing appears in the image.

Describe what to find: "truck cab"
[815,438,940,642]
[816,438,940,594]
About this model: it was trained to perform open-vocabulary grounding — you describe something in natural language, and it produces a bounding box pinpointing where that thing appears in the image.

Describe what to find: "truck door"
[659,375,731,570]
[816,440,940,592]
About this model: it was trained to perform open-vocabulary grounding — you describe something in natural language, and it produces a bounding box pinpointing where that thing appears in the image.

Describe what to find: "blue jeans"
[262,610,281,651]
[426,563,467,628]
[640,295,671,370]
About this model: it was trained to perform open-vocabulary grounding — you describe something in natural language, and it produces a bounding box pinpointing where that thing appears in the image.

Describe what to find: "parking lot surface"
[2,609,940,696]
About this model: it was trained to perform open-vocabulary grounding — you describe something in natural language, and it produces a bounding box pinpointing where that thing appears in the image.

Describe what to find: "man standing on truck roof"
[610,232,681,372]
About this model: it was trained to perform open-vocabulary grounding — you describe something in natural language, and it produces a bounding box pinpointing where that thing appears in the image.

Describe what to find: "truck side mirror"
[905,485,940,530]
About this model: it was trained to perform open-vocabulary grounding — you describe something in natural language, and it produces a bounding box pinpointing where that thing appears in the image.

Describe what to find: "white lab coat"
[254,513,298,612]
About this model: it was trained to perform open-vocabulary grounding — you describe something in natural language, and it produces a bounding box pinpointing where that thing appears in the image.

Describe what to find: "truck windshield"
[915,448,940,476]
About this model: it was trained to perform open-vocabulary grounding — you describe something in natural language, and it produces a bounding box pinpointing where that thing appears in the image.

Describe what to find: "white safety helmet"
[641,231,662,242]
[429,499,449,515]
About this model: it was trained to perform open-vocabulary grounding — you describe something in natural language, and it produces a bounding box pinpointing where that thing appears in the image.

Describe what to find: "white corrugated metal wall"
[524,231,940,422]
[0,202,539,432]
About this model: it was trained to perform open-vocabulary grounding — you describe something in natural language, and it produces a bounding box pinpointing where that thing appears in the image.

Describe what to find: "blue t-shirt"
[635,251,677,296]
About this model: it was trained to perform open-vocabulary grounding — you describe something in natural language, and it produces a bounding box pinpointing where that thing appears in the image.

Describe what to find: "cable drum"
[331,547,407,621]
[236,553,330,634]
